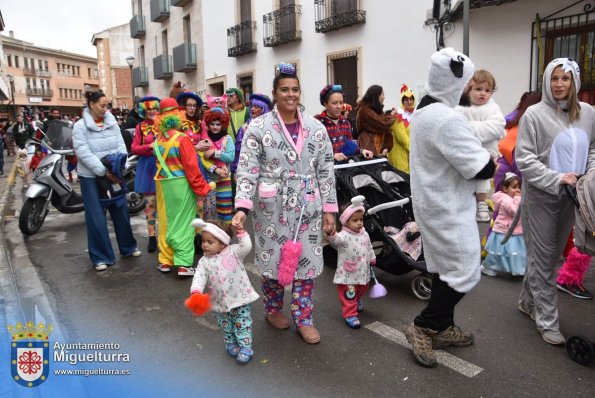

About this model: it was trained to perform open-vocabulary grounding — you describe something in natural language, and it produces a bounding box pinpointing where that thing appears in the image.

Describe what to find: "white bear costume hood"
[425,47,475,108]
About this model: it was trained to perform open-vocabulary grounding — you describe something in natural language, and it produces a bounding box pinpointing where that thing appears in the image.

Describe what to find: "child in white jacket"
[325,196,376,329]
[186,218,259,364]
[457,70,506,222]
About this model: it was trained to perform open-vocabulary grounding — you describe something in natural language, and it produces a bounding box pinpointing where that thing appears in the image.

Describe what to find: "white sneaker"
[476,202,490,222]
[481,264,497,277]
[177,267,195,276]
[94,263,108,271]
[541,330,565,345]
[131,249,142,257]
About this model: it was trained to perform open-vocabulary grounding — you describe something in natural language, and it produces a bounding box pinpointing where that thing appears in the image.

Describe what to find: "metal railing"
[173,43,197,72]
[314,0,366,33]
[227,21,257,57]
[171,0,192,6]
[130,15,146,38]
[153,54,173,79]
[263,4,302,47]
[132,67,149,87]
[26,88,53,97]
[150,0,170,22]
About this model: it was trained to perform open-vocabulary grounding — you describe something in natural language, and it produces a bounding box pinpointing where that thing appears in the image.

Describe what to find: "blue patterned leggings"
[214,304,253,349]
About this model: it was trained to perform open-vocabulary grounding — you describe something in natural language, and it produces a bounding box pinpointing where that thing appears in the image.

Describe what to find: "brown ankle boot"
[297,325,320,344]
[265,312,290,329]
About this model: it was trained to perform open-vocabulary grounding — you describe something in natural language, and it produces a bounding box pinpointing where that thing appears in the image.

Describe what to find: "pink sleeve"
[131,124,154,157]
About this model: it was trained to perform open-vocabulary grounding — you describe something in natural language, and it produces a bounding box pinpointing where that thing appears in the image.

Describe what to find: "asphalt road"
[3,182,595,398]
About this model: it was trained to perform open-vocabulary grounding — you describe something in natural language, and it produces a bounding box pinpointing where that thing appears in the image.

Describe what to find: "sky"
[1,1,132,57]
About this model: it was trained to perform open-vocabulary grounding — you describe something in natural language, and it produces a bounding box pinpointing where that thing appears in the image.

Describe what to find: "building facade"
[1,32,99,120]
[92,23,135,111]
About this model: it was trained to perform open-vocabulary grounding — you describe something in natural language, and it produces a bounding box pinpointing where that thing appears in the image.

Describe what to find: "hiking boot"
[476,202,490,223]
[433,325,474,349]
[405,323,437,367]
[541,330,565,345]
[556,283,594,300]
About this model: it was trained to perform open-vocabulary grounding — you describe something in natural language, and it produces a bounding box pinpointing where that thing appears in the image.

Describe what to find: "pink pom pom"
[278,240,302,286]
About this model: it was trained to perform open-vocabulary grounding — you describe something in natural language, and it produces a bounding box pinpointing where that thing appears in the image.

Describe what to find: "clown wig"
[137,100,160,119]
[153,108,182,133]
[250,97,271,115]
[203,107,230,130]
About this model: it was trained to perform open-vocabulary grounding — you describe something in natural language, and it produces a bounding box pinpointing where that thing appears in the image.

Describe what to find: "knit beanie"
[339,195,366,225]
[425,47,475,108]
[225,87,244,104]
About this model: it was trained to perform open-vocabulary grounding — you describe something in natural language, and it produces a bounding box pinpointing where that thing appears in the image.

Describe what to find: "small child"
[29,146,45,173]
[481,173,526,276]
[457,70,506,223]
[66,154,78,182]
[15,148,30,188]
[185,218,258,364]
[325,196,376,329]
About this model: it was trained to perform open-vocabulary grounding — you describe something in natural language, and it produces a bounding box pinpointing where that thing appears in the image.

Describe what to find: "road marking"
[365,321,484,378]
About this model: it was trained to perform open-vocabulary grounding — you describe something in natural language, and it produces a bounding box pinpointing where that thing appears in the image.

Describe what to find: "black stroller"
[323,156,432,300]
[564,172,595,366]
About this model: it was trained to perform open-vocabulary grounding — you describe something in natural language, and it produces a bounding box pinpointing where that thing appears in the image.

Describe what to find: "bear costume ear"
[450,56,465,78]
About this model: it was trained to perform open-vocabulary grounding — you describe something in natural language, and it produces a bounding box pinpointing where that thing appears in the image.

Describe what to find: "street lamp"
[126,56,135,109]
[7,74,15,121]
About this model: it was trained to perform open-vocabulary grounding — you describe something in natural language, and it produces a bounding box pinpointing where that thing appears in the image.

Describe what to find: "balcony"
[227,21,257,57]
[173,43,197,72]
[130,15,146,38]
[153,54,173,80]
[150,0,170,23]
[314,0,366,33]
[26,88,53,98]
[23,67,37,77]
[263,4,302,47]
[171,0,192,6]
[132,67,149,87]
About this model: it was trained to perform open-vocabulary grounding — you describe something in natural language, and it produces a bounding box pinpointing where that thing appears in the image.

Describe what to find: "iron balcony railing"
[150,0,170,23]
[314,0,366,33]
[227,21,257,57]
[132,67,149,87]
[23,67,37,77]
[263,4,302,47]
[171,0,192,6]
[130,15,146,38]
[173,43,197,72]
[26,88,53,97]
[153,54,173,80]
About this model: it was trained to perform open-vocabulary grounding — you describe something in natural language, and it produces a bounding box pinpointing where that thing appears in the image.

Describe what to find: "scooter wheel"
[567,335,595,366]
[411,274,432,301]
[19,197,48,235]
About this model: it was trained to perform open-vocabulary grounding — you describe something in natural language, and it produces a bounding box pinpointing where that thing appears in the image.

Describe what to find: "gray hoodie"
[516,58,595,195]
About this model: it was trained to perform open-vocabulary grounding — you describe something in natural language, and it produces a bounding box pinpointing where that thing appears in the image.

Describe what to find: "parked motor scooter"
[18,120,145,235]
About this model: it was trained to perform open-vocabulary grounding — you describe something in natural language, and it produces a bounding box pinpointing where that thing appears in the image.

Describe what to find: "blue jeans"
[79,176,138,266]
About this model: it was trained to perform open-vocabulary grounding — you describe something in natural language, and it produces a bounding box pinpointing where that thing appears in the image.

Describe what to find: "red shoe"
[177,267,195,277]
[157,263,171,273]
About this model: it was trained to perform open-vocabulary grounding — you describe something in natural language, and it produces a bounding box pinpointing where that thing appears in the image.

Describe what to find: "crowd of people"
[4,50,594,368]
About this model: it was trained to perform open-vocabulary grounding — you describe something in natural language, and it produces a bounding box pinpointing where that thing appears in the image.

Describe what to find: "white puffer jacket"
[73,109,127,178]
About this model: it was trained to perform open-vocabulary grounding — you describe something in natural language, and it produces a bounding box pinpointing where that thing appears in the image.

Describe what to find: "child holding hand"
[326,196,376,329]
[185,218,258,364]
[481,173,526,276]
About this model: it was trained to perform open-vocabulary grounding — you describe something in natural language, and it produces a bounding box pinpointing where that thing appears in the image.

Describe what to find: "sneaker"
[131,249,142,257]
[147,236,157,253]
[157,263,171,273]
[405,323,437,367]
[433,325,474,349]
[556,283,594,300]
[481,264,498,277]
[541,330,565,345]
[94,263,108,271]
[476,202,490,223]
[518,304,536,321]
[178,266,195,276]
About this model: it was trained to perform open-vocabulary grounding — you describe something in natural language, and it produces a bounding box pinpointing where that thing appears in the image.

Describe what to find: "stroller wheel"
[411,274,432,301]
[566,335,595,366]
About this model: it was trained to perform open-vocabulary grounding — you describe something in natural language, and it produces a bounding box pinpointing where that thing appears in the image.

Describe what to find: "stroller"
[564,170,595,366]
[323,156,431,300]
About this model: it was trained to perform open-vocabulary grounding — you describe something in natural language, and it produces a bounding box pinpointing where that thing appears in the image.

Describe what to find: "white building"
[130,0,595,115]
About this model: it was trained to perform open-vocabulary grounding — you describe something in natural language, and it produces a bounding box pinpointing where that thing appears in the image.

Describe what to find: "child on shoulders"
[185,218,258,364]
[325,196,376,329]
[481,173,526,276]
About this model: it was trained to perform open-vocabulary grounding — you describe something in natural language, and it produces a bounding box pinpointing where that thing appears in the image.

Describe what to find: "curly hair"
[137,100,160,119]
[203,108,230,130]
[153,109,182,133]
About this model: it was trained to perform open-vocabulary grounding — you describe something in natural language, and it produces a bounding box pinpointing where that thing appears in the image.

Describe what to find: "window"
[137,0,143,16]
[237,72,253,100]
[24,57,29,69]
[88,67,91,78]
[140,45,146,67]
[59,88,63,98]
[38,59,43,70]
[26,78,31,89]
[183,15,191,43]
[162,30,168,55]
[32,79,37,89]
[7,54,11,67]
[328,50,359,107]
[14,56,19,68]
[44,60,48,71]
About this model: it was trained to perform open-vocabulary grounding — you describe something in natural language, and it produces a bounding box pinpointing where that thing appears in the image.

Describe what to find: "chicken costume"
[388,84,415,173]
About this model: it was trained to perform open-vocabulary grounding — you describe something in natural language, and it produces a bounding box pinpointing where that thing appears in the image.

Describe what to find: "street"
[2,178,595,398]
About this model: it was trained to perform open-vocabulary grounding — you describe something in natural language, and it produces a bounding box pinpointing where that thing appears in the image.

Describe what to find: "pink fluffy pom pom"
[278,240,302,286]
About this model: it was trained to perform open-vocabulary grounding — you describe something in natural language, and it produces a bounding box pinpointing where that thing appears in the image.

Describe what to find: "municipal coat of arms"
[8,321,53,387]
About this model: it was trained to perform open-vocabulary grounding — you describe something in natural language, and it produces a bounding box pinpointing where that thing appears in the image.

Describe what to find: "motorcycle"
[18,120,146,235]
